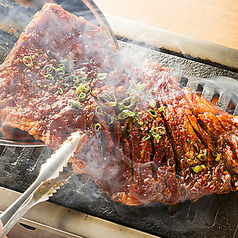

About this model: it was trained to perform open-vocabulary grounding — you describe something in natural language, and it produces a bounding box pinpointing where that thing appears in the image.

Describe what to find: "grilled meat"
[1,3,238,206]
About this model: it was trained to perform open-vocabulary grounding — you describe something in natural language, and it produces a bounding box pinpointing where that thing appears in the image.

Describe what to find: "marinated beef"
[1,3,238,206]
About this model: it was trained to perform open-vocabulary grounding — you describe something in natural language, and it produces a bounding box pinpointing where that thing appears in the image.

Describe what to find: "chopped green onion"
[23,56,33,67]
[100,93,117,107]
[122,97,136,109]
[187,159,193,165]
[97,73,107,80]
[149,131,161,142]
[149,99,156,108]
[192,165,202,173]
[57,87,63,94]
[117,110,135,120]
[106,114,114,124]
[95,106,103,116]
[120,126,125,135]
[46,50,51,57]
[76,85,83,94]
[197,153,207,161]
[100,93,111,102]
[79,92,86,102]
[58,63,65,69]
[142,135,150,142]
[46,50,59,58]
[117,102,123,111]
[76,83,91,94]
[48,67,56,78]
[74,75,84,84]
[94,123,102,132]
[82,83,91,94]
[158,106,165,113]
[69,100,81,110]
[137,120,144,126]
[215,153,221,162]
[73,57,78,66]
[86,78,93,84]
[44,74,54,81]
[201,164,206,170]
[43,64,53,74]
[107,101,117,107]
[148,109,157,117]
[56,68,65,78]
[158,126,166,135]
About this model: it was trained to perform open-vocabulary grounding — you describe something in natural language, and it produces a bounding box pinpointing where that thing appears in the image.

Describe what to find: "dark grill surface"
[1,1,238,238]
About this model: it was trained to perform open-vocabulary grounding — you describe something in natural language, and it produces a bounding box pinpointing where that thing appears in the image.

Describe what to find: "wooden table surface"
[94,0,238,50]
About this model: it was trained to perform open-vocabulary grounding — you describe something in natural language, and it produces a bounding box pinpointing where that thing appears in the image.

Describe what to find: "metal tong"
[0,130,85,238]
[0,137,46,147]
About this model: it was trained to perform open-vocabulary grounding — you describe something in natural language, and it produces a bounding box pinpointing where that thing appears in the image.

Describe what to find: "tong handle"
[0,177,42,237]
[0,130,85,238]
[0,171,72,238]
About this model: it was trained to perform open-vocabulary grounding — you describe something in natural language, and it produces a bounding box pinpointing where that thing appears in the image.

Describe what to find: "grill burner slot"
[228,100,236,115]
[179,77,188,88]
[196,83,204,96]
[227,93,238,115]
[19,222,36,231]
[211,92,220,105]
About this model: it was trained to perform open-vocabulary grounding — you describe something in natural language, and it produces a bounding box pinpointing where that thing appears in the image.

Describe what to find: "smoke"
[0,1,36,29]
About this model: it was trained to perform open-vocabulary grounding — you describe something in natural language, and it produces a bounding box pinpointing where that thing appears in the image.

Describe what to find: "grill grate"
[180,76,238,116]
